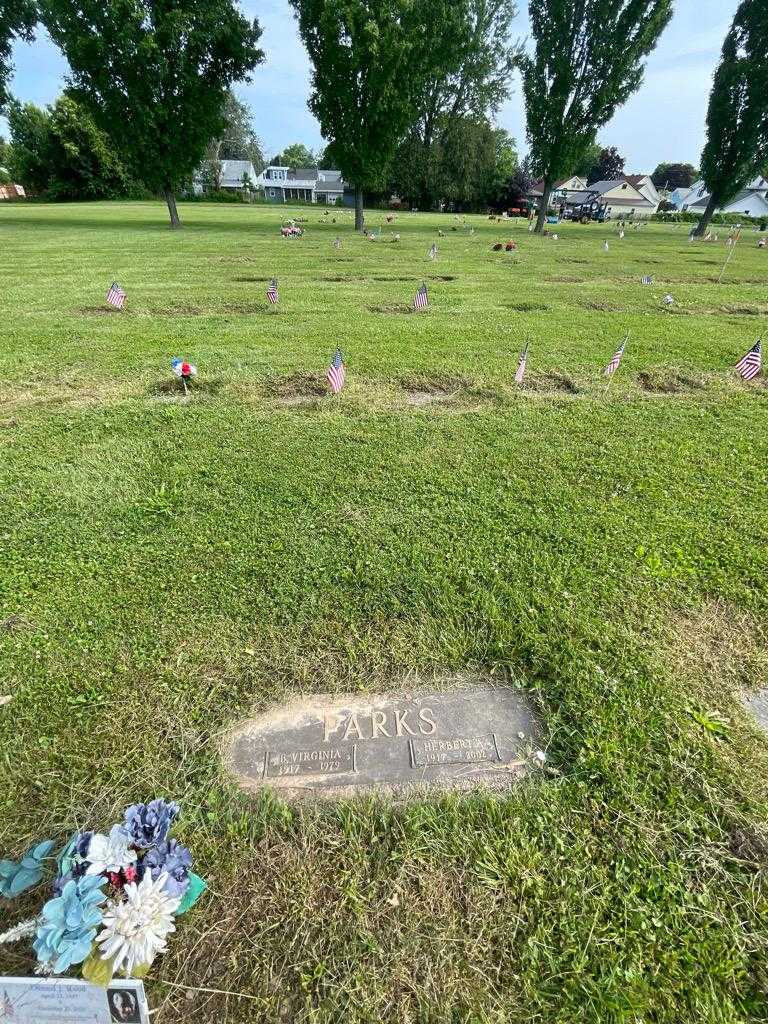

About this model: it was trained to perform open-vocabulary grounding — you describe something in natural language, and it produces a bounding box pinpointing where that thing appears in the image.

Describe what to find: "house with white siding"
[256,166,347,204]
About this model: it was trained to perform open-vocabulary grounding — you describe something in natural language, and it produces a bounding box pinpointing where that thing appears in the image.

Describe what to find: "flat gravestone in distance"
[223,682,542,799]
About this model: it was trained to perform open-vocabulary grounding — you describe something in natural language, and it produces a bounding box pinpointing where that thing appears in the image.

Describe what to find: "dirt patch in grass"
[76,306,127,316]
[509,302,550,312]
[0,419,18,429]
[220,303,282,315]
[369,304,421,315]
[720,305,767,317]
[546,275,584,283]
[523,373,578,394]
[582,300,625,312]
[233,276,274,283]
[669,601,768,696]
[264,371,328,400]
[151,379,224,399]
[429,275,457,282]
[728,827,768,868]
[150,305,205,316]
[637,371,707,394]
[321,275,369,283]
[1,614,33,632]
[400,372,472,404]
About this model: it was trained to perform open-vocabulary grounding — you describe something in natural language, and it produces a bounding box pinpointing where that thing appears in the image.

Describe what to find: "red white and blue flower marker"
[171,358,197,395]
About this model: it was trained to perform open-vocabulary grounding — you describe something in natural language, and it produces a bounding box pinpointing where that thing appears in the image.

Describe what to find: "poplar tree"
[520,0,671,233]
[40,0,264,227]
[693,0,768,237]
[289,0,455,230]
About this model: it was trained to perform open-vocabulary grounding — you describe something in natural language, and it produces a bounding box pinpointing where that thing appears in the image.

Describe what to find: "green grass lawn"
[1,200,767,1022]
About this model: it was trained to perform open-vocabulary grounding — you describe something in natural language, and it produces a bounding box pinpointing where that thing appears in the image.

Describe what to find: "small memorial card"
[0,977,149,1024]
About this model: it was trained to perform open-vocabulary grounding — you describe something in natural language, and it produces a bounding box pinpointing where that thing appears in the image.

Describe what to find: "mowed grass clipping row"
[1,201,767,1023]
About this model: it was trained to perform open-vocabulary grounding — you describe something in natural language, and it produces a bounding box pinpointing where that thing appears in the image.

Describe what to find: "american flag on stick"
[428,243,438,260]
[641,275,653,285]
[333,237,341,249]
[106,282,126,309]
[735,339,762,380]
[327,348,346,393]
[514,342,529,383]
[413,283,429,311]
[603,335,627,377]
[267,278,279,304]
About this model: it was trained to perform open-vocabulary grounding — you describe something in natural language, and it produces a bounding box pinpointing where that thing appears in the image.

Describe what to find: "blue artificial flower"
[52,860,89,897]
[140,839,192,898]
[33,875,107,973]
[0,840,56,898]
[122,800,180,848]
[74,832,94,859]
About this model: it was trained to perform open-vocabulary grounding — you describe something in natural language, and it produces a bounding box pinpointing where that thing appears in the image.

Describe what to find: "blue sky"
[1,0,739,173]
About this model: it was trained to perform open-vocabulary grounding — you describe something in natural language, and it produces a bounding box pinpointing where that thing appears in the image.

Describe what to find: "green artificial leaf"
[81,949,115,987]
[176,873,207,915]
[130,962,152,979]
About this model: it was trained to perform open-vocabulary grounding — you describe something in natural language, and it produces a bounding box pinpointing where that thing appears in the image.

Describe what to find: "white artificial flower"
[0,917,38,944]
[534,750,547,765]
[97,872,180,975]
[85,825,137,876]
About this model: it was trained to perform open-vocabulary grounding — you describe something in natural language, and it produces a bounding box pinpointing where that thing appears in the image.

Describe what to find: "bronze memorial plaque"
[224,682,542,798]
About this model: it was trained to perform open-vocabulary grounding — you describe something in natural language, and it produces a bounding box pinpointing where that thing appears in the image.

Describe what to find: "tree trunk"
[354,186,364,231]
[534,179,552,234]
[691,192,718,237]
[163,188,182,229]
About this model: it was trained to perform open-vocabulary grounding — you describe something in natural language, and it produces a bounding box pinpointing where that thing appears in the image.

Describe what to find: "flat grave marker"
[224,680,542,799]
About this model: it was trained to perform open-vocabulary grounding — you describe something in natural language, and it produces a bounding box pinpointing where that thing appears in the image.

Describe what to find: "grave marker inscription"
[224,683,541,798]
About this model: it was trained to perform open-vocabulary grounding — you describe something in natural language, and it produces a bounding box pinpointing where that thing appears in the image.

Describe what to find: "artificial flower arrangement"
[0,799,205,985]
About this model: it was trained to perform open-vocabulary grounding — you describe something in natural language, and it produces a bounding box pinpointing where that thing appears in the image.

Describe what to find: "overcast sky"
[1,0,739,173]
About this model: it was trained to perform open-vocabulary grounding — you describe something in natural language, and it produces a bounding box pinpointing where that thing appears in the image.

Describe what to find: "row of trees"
[1,0,265,225]
[1,0,765,232]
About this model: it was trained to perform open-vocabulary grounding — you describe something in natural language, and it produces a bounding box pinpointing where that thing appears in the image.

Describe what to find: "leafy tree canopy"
[40,0,265,226]
[272,142,317,168]
[205,90,265,170]
[0,0,37,109]
[290,0,467,228]
[586,146,626,184]
[694,0,768,235]
[7,94,135,199]
[650,162,698,190]
[520,0,672,231]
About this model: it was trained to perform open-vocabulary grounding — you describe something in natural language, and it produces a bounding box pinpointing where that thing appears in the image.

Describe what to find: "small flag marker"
[413,282,429,311]
[106,282,126,309]
[267,278,279,304]
[641,275,653,285]
[735,339,762,381]
[603,241,610,252]
[603,335,627,377]
[327,348,346,393]
[428,243,438,260]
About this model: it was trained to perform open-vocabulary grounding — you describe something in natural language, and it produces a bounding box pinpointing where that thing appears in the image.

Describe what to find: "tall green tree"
[400,0,520,209]
[519,0,672,232]
[7,94,134,199]
[205,90,265,172]
[572,140,602,179]
[0,0,36,110]
[40,0,264,227]
[650,162,698,190]
[273,142,317,168]
[289,0,455,229]
[692,0,768,237]
[586,146,625,184]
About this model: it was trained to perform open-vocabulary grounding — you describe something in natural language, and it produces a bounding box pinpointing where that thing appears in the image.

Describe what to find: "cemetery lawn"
[2,200,768,1023]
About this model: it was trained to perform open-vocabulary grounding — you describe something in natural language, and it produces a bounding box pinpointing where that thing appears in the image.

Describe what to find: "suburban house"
[575,179,657,218]
[193,159,259,194]
[528,176,588,202]
[623,174,661,210]
[256,165,347,204]
[681,177,768,219]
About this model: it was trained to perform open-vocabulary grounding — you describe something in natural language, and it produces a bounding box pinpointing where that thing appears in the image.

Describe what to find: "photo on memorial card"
[108,987,142,1023]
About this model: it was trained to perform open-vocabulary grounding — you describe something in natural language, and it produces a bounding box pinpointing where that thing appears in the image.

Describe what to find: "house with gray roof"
[256,165,347,204]
[682,177,768,219]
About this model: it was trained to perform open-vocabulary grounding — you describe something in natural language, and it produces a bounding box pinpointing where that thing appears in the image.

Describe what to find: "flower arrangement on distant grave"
[0,799,206,986]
